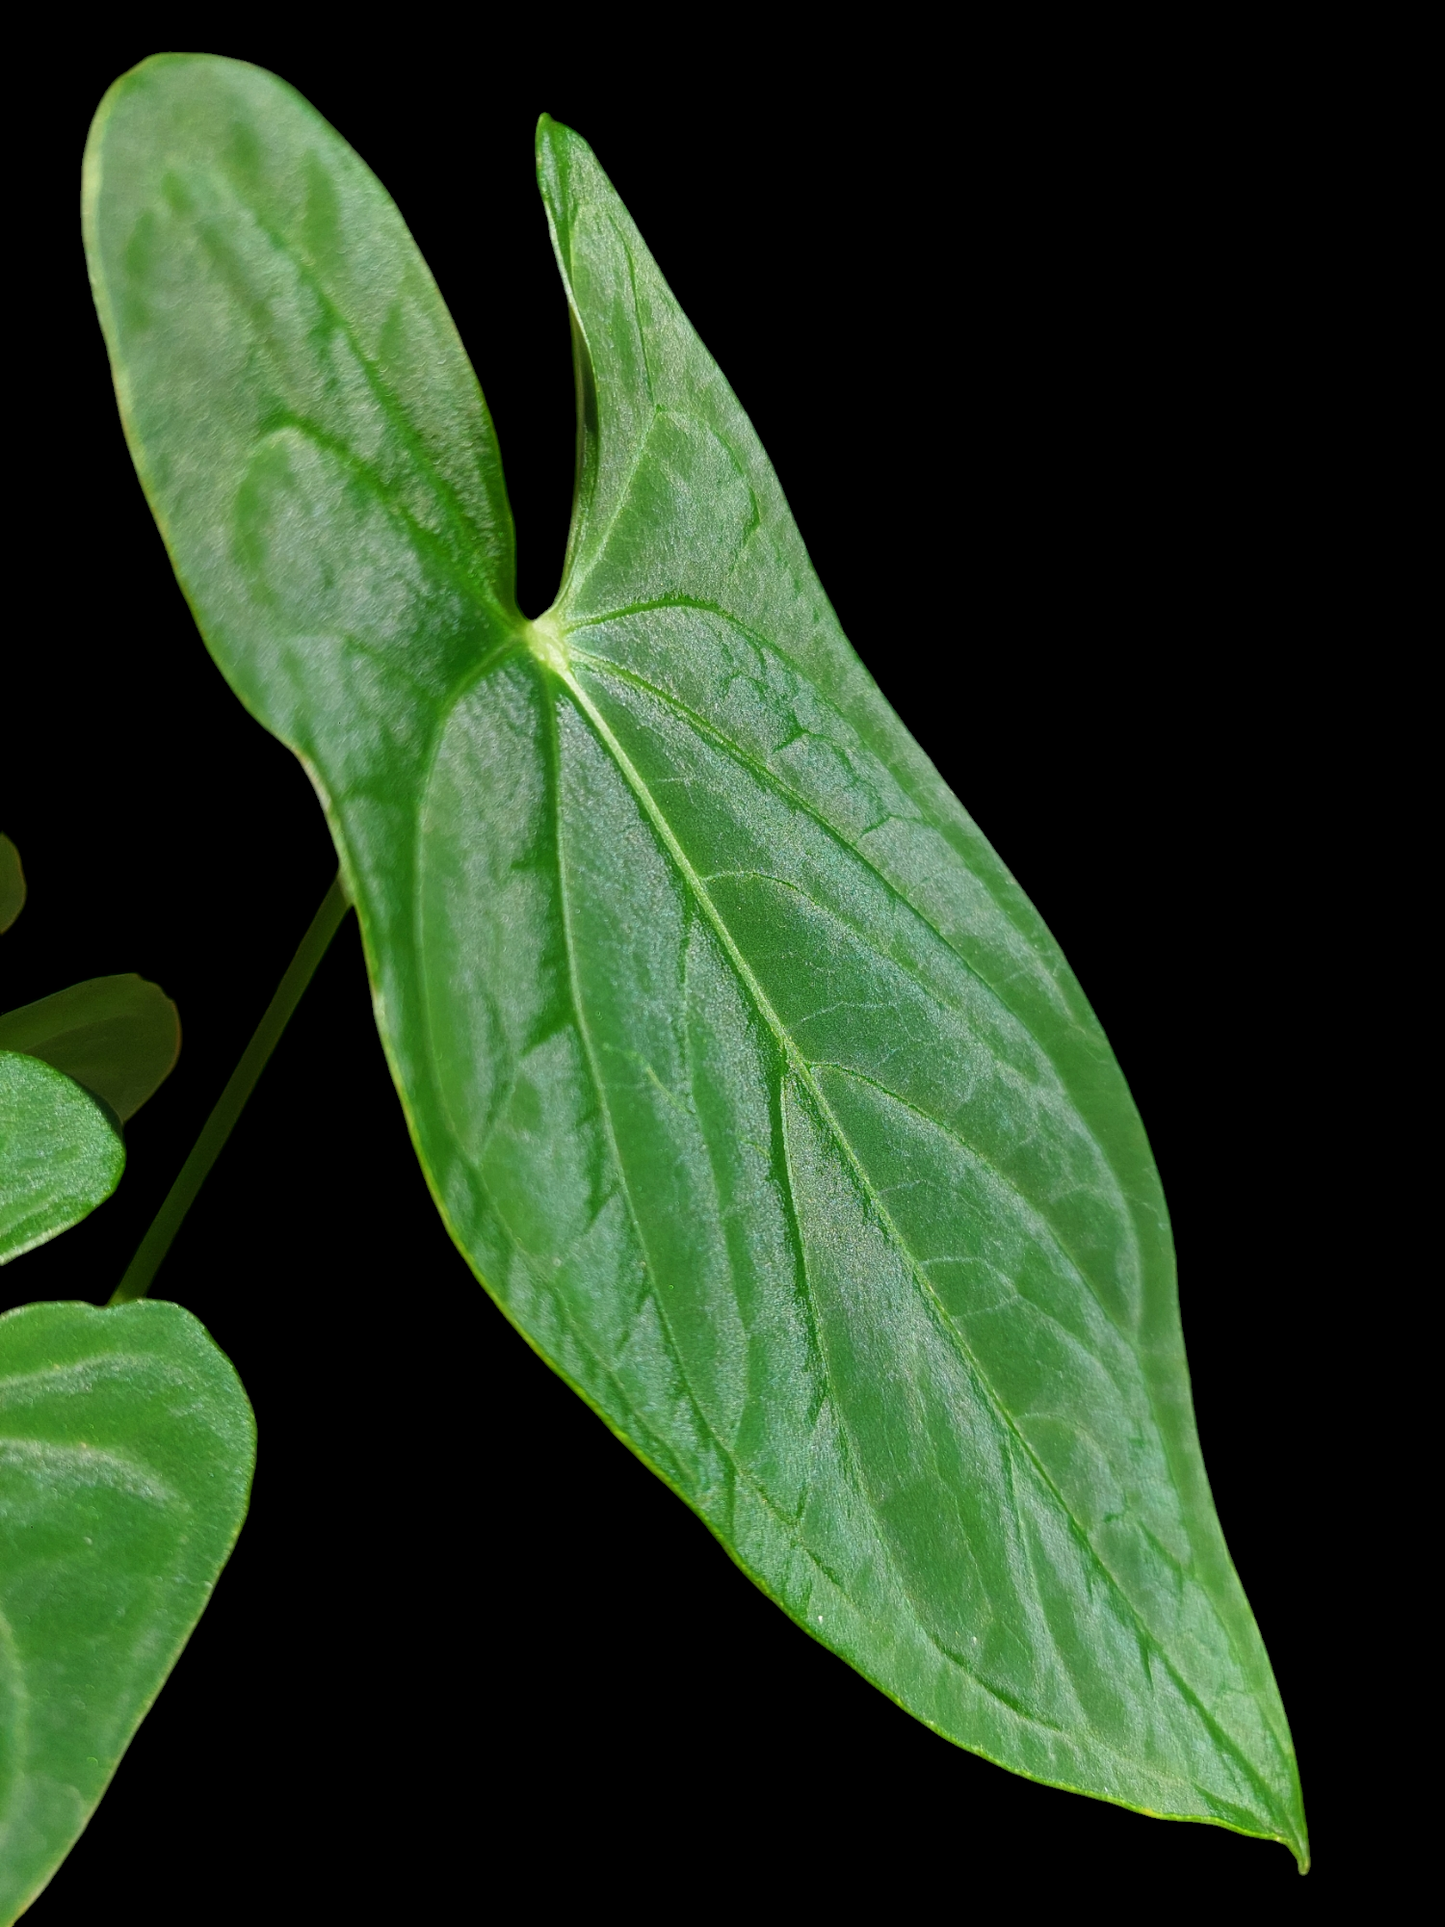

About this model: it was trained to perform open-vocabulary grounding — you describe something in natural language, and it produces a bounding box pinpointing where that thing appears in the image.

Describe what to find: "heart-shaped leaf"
[0,1055,125,1265]
[0,1297,255,1920]
[0,977,180,1122]
[83,55,1306,1860]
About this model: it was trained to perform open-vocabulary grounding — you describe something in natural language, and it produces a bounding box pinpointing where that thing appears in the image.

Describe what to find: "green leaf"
[0,1297,255,1919]
[83,55,1307,1861]
[0,976,179,1122]
[0,1056,125,1265]
[0,838,23,934]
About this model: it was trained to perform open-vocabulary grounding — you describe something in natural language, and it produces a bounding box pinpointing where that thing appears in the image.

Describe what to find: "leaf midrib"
[563,640,1133,1339]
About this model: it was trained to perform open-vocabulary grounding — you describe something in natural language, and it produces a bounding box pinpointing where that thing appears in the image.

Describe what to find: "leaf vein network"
[220,177,511,589]
[562,638,1051,1044]
[554,664,1281,1801]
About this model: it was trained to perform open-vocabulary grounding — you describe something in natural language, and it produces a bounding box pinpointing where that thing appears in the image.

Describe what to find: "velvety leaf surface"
[0,1056,125,1265]
[84,55,1306,1860]
[0,977,180,1122]
[0,838,23,935]
[0,1298,255,1921]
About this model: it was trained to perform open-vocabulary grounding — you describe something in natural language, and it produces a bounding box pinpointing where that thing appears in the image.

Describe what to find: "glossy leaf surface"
[0,838,22,934]
[0,1056,124,1265]
[0,1298,255,1920]
[84,55,1306,1859]
[0,975,179,1123]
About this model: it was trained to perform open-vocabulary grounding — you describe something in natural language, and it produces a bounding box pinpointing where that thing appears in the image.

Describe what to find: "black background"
[6,24,1353,1920]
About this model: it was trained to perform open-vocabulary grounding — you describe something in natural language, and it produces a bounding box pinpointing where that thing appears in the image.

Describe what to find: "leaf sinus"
[524,614,570,676]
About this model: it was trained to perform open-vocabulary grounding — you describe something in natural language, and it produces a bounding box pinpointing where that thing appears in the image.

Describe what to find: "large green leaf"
[0,1298,255,1920]
[84,55,1306,1860]
[0,1055,125,1265]
[0,976,180,1122]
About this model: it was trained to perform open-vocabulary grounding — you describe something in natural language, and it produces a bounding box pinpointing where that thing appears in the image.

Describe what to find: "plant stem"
[109,872,351,1305]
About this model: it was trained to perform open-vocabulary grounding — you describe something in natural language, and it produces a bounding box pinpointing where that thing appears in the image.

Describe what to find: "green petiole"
[109,873,350,1305]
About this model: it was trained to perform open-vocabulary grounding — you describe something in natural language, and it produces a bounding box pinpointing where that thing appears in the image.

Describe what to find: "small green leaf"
[0,976,179,1122]
[0,838,23,934]
[0,1056,125,1265]
[84,55,1307,1861]
[0,1297,255,1919]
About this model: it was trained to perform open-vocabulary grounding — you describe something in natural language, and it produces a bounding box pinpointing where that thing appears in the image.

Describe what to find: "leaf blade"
[84,59,1305,1862]
[0,976,180,1121]
[0,1298,255,1919]
[0,1055,125,1264]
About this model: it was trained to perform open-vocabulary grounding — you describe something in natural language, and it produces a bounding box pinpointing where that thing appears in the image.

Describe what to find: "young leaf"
[0,976,180,1122]
[83,55,1306,1860]
[0,837,23,934]
[0,1055,125,1264]
[0,1298,255,1919]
